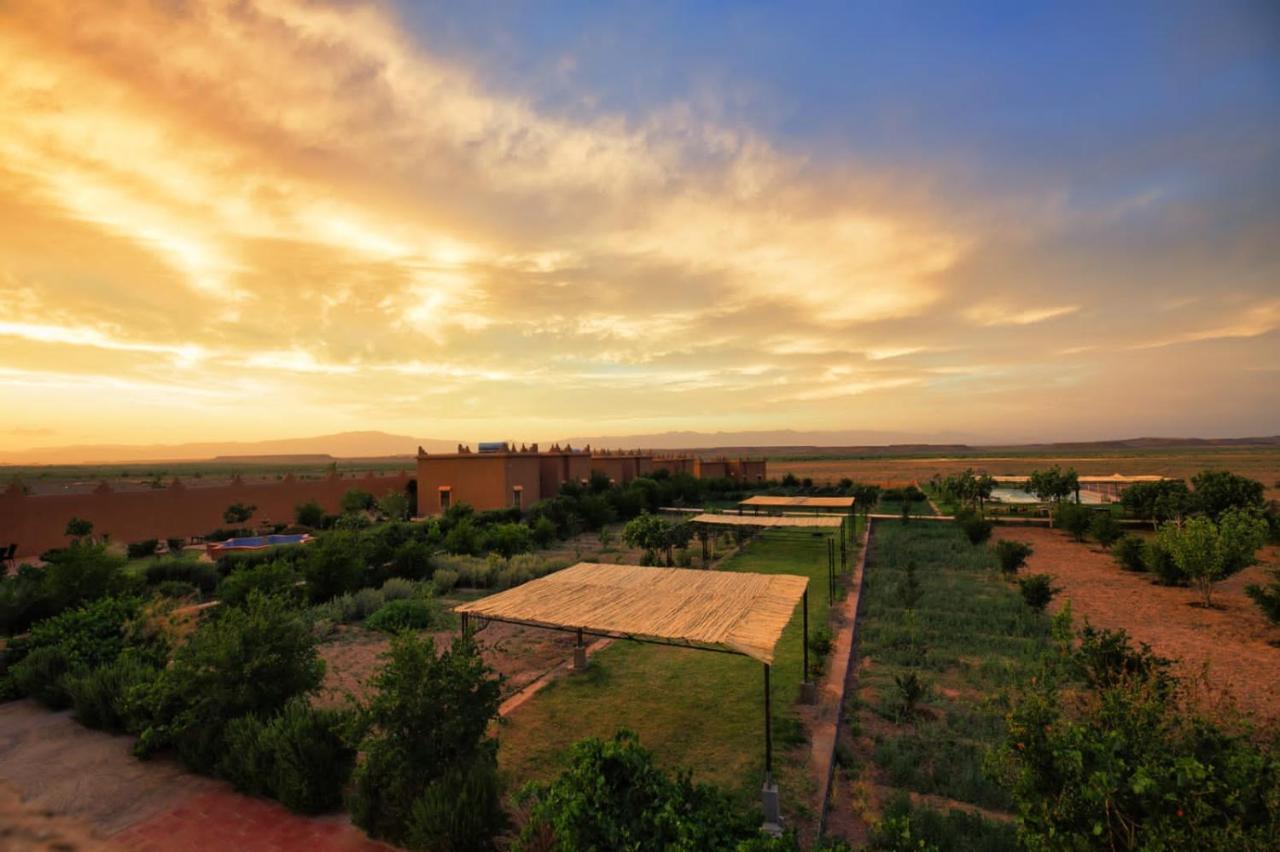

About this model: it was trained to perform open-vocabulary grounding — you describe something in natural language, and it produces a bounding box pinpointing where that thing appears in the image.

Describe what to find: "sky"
[1,0,1278,452]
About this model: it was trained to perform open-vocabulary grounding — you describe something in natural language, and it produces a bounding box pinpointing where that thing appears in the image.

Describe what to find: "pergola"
[737,495,856,516]
[689,512,846,602]
[454,562,810,828]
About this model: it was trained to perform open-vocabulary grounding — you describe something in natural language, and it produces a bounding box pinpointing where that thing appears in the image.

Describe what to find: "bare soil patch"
[994,528,1280,721]
[317,621,579,707]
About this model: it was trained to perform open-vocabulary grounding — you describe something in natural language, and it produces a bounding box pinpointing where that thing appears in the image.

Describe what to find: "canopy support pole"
[762,662,780,831]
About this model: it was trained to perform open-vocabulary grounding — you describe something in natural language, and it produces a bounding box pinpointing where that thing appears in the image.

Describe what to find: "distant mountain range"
[2,429,1278,466]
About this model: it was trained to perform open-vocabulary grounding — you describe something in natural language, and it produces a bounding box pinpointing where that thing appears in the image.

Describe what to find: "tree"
[294,500,325,528]
[1246,567,1280,624]
[1159,510,1268,608]
[341,488,376,514]
[1089,512,1122,548]
[1120,480,1191,530]
[223,502,256,525]
[65,517,94,541]
[1053,502,1092,542]
[376,493,410,522]
[664,521,694,566]
[1191,470,1266,521]
[622,514,671,564]
[1026,466,1077,503]
[136,591,325,772]
[515,730,758,851]
[350,633,503,845]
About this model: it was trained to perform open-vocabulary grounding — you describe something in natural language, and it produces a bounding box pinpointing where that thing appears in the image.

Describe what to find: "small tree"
[1159,510,1267,608]
[1113,535,1147,572]
[349,633,503,845]
[1246,568,1280,624]
[1053,502,1092,542]
[377,493,410,522]
[341,488,376,514]
[223,502,256,526]
[994,540,1033,573]
[1018,574,1059,612]
[1121,480,1191,530]
[1027,466,1077,503]
[295,500,325,528]
[622,514,671,564]
[1190,470,1266,521]
[65,517,94,541]
[1089,512,1122,549]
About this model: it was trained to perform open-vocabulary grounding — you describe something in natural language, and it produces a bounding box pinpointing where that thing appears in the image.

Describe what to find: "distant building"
[414,443,767,514]
[992,473,1168,503]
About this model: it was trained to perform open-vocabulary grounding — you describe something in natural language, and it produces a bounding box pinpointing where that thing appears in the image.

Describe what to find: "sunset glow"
[1,0,1277,450]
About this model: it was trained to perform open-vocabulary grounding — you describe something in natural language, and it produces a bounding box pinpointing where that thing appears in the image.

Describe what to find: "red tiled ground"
[111,790,390,852]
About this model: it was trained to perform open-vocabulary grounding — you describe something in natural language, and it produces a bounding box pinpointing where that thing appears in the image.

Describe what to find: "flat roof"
[739,496,855,509]
[690,513,845,529]
[454,562,808,663]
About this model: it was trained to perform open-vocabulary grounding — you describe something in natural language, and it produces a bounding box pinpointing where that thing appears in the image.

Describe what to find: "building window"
[439,489,451,511]
[512,487,523,510]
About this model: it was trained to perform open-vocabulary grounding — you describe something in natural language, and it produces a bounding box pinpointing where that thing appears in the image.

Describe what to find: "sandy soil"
[995,528,1280,721]
[0,781,118,851]
[318,621,580,707]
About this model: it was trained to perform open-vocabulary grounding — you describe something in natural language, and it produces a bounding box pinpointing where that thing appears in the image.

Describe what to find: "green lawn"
[496,528,844,818]
[849,520,1051,849]
[874,498,937,517]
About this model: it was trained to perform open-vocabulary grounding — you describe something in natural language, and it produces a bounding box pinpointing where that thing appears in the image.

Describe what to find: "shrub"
[869,791,1016,852]
[484,523,534,558]
[300,532,368,603]
[145,558,220,595]
[295,500,326,528]
[514,730,758,851]
[954,509,992,545]
[1246,568,1280,624]
[1159,511,1269,607]
[217,560,302,607]
[136,592,324,772]
[1089,512,1122,548]
[1113,535,1147,572]
[41,542,128,614]
[155,580,199,599]
[808,626,834,658]
[219,697,356,814]
[10,646,71,708]
[1052,502,1092,542]
[349,633,503,844]
[127,539,160,559]
[1146,538,1183,585]
[390,540,434,580]
[1017,574,1059,612]
[405,754,506,852]
[993,540,1033,574]
[444,519,484,556]
[432,569,459,595]
[366,598,439,633]
[65,653,161,733]
[893,671,928,721]
[379,577,417,601]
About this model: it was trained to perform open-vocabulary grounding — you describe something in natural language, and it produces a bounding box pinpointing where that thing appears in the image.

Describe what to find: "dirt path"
[995,528,1280,721]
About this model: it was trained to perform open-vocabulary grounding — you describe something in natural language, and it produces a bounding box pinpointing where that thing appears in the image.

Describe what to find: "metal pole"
[802,589,809,683]
[763,663,773,779]
[461,612,470,637]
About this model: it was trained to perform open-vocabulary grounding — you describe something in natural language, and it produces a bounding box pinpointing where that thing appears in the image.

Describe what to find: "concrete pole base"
[572,645,589,672]
[761,779,782,834]
[800,681,818,704]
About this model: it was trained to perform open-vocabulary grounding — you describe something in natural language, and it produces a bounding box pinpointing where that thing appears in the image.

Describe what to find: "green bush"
[349,633,503,845]
[379,577,417,601]
[366,598,439,633]
[993,540,1032,574]
[955,509,992,545]
[1017,575,1059,612]
[65,653,161,733]
[1146,538,1183,585]
[1052,502,1092,542]
[10,646,71,708]
[1089,512,1122,548]
[405,754,506,852]
[219,697,356,814]
[1246,568,1280,624]
[295,500,326,528]
[432,569,459,595]
[41,542,129,616]
[514,729,758,851]
[127,539,160,559]
[869,791,1016,852]
[145,558,220,595]
[217,560,302,606]
[484,523,534,558]
[1113,535,1147,572]
[136,591,324,773]
[390,540,434,580]
[155,580,199,599]
[300,532,369,603]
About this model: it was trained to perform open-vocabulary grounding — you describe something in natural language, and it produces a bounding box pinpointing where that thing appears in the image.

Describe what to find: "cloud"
[964,304,1080,327]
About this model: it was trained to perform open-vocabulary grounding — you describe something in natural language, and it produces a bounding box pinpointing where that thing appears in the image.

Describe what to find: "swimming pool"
[207,533,313,557]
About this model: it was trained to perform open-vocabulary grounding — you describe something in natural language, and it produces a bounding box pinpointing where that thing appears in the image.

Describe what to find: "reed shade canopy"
[689,513,844,529]
[738,495,855,511]
[453,562,808,664]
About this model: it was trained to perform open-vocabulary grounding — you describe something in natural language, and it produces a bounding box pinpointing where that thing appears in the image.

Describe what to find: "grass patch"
[855,520,1052,842]
[496,529,840,815]
[874,499,936,517]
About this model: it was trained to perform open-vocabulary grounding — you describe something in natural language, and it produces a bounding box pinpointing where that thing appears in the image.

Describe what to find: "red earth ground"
[993,527,1280,721]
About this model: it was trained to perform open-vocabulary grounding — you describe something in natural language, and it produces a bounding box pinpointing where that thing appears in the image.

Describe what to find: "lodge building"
[415,443,766,514]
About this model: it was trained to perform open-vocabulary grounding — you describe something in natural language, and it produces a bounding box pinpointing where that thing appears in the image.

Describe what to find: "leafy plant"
[1159,510,1268,607]
[366,598,440,633]
[349,633,503,845]
[1246,568,1280,624]
[1089,512,1122,548]
[1017,574,1059,612]
[219,697,356,814]
[65,653,161,733]
[1052,502,1092,542]
[955,509,992,545]
[405,754,507,852]
[514,730,758,851]
[217,560,302,606]
[145,558,220,595]
[993,540,1032,574]
[1112,535,1147,572]
[223,502,257,525]
[893,671,928,721]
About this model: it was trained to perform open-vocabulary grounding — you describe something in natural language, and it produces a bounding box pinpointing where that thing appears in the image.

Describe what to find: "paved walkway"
[0,701,387,851]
